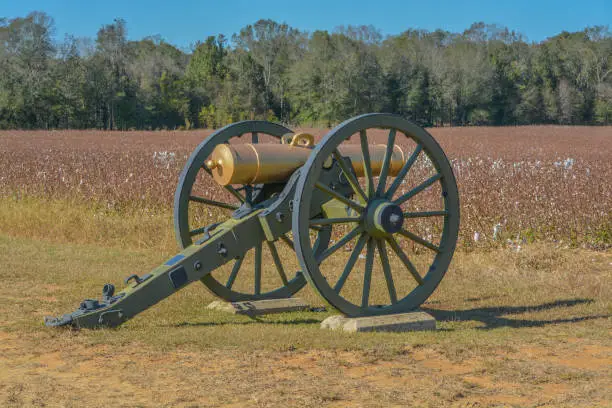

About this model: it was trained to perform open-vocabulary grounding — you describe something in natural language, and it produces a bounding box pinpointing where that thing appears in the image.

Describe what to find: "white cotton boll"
[473,232,480,242]
[493,223,502,240]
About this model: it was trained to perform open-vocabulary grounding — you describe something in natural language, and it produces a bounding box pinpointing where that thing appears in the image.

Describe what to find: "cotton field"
[0,126,609,248]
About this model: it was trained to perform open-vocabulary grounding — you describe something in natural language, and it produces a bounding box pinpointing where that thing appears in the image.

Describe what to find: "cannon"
[45,113,459,328]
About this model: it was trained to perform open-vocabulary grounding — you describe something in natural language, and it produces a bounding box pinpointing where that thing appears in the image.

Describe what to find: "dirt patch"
[519,344,612,370]
[414,349,481,375]
[1,330,610,408]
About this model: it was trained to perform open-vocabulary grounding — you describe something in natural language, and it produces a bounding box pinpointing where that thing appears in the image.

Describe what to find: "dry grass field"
[0,126,610,407]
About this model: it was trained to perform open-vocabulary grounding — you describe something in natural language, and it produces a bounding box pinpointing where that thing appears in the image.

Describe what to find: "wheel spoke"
[376,129,396,197]
[254,243,262,295]
[225,185,246,204]
[398,228,441,253]
[317,225,364,263]
[279,234,294,250]
[334,233,368,293]
[359,129,374,197]
[251,132,258,143]
[376,239,397,304]
[202,167,245,203]
[386,144,422,199]
[189,226,208,236]
[315,182,364,213]
[404,210,448,218]
[189,195,238,210]
[394,173,442,206]
[309,217,361,226]
[333,149,368,202]
[226,257,244,289]
[266,241,289,286]
[387,236,424,285]
[361,237,375,308]
[244,185,253,203]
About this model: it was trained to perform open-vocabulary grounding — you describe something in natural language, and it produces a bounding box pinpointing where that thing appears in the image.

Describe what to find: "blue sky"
[2,0,610,49]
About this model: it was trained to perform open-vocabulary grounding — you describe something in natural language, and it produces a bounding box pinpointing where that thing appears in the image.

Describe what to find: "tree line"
[1,12,610,130]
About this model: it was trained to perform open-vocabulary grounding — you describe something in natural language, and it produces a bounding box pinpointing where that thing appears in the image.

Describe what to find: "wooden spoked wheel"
[174,121,329,301]
[292,114,460,316]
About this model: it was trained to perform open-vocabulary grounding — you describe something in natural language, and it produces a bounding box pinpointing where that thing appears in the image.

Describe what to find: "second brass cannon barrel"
[206,141,406,186]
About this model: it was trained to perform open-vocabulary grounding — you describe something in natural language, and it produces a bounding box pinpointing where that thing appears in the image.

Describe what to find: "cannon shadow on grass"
[422,298,610,330]
[173,317,322,328]
[170,299,609,330]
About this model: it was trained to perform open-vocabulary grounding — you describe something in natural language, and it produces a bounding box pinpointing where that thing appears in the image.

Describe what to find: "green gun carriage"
[45,113,459,328]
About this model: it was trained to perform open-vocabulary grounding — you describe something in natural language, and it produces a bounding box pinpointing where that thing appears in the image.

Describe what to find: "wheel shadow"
[422,298,609,330]
[172,298,608,330]
[173,317,322,328]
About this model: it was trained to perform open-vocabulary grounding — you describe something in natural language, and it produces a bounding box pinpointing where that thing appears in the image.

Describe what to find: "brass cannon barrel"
[206,142,406,186]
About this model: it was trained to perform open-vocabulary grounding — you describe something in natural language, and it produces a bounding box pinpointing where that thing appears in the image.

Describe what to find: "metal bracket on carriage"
[194,222,222,245]
[125,273,152,287]
[231,184,279,220]
[44,283,125,328]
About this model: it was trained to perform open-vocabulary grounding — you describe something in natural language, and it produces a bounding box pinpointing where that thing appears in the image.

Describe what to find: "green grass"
[1,233,609,353]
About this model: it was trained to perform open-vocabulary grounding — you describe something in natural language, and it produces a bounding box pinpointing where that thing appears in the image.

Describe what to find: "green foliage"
[468,108,491,125]
[594,95,612,124]
[186,36,227,86]
[0,14,610,129]
[198,104,227,129]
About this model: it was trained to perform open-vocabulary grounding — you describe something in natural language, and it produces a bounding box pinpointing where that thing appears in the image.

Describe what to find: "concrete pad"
[321,311,435,332]
[207,298,309,316]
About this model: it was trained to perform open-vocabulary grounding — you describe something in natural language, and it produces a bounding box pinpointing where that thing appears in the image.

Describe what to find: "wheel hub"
[365,200,404,237]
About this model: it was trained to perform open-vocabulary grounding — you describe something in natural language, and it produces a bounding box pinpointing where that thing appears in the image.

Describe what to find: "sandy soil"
[1,329,610,408]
